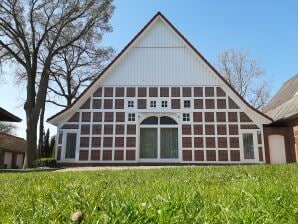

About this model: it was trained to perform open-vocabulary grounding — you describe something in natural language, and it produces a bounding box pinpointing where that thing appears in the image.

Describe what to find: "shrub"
[33,158,56,168]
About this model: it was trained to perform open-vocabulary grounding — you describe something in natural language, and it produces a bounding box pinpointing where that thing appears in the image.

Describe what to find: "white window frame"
[150,100,157,108]
[239,130,259,163]
[184,100,191,108]
[183,113,190,122]
[127,100,134,108]
[128,113,136,122]
[161,100,168,108]
[62,130,79,162]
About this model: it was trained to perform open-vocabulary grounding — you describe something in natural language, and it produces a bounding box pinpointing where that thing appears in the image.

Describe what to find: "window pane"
[184,100,190,108]
[160,116,177,125]
[65,133,77,159]
[160,128,178,159]
[140,128,157,159]
[141,116,158,125]
[243,133,255,159]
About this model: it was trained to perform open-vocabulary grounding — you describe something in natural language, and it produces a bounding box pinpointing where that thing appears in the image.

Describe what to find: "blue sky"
[1,0,298,138]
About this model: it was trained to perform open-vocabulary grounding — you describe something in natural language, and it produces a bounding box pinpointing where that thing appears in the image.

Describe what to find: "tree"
[39,128,55,158]
[47,39,114,107]
[216,48,271,110]
[0,0,114,167]
[0,122,17,134]
[49,135,55,157]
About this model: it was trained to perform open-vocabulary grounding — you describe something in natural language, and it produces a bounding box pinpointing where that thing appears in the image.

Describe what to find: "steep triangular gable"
[48,12,272,125]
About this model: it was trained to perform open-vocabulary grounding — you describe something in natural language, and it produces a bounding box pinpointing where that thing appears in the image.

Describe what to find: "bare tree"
[47,39,114,107]
[217,48,271,110]
[0,122,17,134]
[0,0,114,167]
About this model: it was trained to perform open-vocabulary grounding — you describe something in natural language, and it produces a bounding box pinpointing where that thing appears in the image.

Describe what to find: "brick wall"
[57,86,263,164]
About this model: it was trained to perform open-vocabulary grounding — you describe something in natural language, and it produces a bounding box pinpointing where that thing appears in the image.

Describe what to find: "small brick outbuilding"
[264,74,298,163]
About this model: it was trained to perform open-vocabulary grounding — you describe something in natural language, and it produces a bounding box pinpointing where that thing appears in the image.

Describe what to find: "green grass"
[0,165,297,223]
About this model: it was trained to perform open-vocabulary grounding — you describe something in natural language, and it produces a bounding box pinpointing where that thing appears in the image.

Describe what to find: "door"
[242,133,255,160]
[4,152,12,168]
[160,128,178,159]
[240,131,258,162]
[139,116,179,161]
[64,132,77,159]
[140,128,158,159]
[16,154,24,168]
[268,135,286,164]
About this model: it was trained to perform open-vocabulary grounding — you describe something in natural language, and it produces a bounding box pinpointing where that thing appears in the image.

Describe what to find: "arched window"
[141,116,177,125]
[141,116,158,125]
[160,116,177,125]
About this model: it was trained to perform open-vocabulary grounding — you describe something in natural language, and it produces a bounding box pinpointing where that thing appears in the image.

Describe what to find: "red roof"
[0,133,26,153]
[47,12,272,123]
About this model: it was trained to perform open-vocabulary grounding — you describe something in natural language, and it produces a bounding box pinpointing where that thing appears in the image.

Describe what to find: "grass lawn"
[0,164,297,223]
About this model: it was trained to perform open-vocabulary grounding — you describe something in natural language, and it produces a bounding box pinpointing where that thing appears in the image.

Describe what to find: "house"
[0,133,26,168]
[0,107,25,168]
[263,74,298,163]
[48,12,278,165]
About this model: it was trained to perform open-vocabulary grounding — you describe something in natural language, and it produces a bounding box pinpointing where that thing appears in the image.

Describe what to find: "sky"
[1,0,298,139]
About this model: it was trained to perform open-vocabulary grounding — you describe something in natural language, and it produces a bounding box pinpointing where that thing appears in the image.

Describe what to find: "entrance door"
[240,131,258,162]
[160,128,178,159]
[139,116,179,161]
[4,152,12,168]
[64,132,77,160]
[140,128,158,159]
[268,135,286,164]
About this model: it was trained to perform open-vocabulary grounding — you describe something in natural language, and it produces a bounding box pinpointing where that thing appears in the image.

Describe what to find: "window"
[141,116,177,125]
[183,113,190,121]
[242,133,255,159]
[141,116,158,125]
[160,116,178,125]
[65,133,77,159]
[128,101,134,108]
[184,100,191,108]
[128,113,135,121]
[161,101,168,108]
[150,101,156,107]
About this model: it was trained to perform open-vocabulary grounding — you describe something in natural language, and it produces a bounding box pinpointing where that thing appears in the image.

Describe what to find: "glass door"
[65,132,77,159]
[241,131,258,162]
[160,128,178,159]
[139,116,179,162]
[140,128,158,159]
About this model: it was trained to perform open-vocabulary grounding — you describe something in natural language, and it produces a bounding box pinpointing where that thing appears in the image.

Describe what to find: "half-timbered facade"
[48,12,272,165]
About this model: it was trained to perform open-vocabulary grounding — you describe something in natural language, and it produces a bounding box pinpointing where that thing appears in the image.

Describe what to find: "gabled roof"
[0,107,22,122]
[265,74,298,122]
[0,133,26,153]
[47,12,272,124]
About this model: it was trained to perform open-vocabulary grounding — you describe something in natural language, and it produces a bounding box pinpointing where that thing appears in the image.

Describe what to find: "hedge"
[33,158,56,168]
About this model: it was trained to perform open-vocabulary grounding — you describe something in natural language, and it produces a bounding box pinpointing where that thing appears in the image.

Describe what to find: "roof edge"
[0,107,22,122]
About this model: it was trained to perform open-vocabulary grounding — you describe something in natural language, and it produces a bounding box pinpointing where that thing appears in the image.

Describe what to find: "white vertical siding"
[101,47,221,86]
[100,17,221,86]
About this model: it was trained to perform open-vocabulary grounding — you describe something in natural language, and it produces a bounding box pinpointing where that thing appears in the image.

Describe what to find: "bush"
[33,158,56,168]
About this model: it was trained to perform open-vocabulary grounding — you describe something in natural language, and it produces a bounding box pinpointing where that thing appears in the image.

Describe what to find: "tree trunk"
[23,116,38,168]
[38,104,45,158]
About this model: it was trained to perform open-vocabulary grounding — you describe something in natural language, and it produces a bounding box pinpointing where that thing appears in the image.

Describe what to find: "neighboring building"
[0,107,25,168]
[0,107,22,122]
[0,133,26,168]
[48,12,275,165]
[264,74,298,163]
